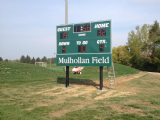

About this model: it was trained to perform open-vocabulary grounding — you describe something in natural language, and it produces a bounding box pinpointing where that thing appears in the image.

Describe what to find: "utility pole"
[65,0,69,88]
[65,0,68,25]
[50,58,51,68]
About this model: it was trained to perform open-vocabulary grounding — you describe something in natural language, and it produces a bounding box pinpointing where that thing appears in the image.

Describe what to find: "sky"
[0,0,160,60]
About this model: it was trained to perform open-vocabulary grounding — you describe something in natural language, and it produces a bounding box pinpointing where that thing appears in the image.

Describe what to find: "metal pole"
[65,0,69,87]
[65,0,68,24]
[66,66,69,87]
[100,66,103,90]
[50,58,51,68]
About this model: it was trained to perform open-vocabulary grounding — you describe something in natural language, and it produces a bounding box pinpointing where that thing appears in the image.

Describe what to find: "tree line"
[0,56,56,64]
[113,20,160,72]
[20,55,56,64]
[0,57,9,62]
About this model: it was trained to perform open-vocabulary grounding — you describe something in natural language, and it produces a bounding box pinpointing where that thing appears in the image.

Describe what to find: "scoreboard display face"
[56,20,112,66]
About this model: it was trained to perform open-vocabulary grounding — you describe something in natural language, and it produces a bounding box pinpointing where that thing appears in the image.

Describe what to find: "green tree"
[141,24,151,57]
[25,55,31,63]
[117,45,130,65]
[127,26,143,57]
[112,47,118,63]
[31,57,35,64]
[126,21,160,71]
[126,25,151,68]
[0,57,3,62]
[4,59,8,62]
[41,56,47,62]
[14,59,20,62]
[36,57,41,62]
[148,20,160,71]
[20,55,25,63]
[149,20,160,57]
[52,58,56,63]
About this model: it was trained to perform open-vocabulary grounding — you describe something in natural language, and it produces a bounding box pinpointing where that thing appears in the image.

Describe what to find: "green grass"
[0,62,139,85]
[1,61,160,120]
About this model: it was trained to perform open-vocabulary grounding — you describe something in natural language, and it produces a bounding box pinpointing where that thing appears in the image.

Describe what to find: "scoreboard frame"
[56,20,112,66]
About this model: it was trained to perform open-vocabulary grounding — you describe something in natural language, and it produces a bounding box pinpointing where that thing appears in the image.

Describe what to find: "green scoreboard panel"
[56,20,112,66]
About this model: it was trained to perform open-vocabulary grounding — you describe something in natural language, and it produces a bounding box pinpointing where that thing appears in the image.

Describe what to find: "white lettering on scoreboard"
[58,57,109,64]
[59,42,70,46]
[97,39,107,44]
[92,57,109,63]
[76,41,88,45]
[78,33,86,36]
[57,27,71,32]
[94,23,109,28]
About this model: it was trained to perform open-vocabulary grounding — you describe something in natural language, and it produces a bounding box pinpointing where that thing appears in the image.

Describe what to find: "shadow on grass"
[57,77,109,89]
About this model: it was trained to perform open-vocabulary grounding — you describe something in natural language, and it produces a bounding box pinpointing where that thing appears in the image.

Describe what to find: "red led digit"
[76,26,78,32]
[102,29,106,36]
[87,25,90,31]
[74,26,81,32]
[63,32,67,39]
[83,25,86,32]
[99,45,104,51]
[97,29,101,36]
[60,32,67,39]
[62,46,66,52]
[78,45,86,52]
[82,46,86,52]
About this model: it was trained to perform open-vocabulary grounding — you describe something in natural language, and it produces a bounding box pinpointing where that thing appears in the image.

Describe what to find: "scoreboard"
[56,20,112,66]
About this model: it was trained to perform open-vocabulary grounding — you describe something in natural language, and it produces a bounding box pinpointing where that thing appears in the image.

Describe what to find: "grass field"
[0,62,160,120]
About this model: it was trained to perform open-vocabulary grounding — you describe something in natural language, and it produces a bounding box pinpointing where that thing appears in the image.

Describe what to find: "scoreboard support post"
[100,66,103,90]
[66,66,69,87]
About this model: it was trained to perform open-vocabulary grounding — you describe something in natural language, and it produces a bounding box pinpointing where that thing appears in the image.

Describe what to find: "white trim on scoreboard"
[57,52,112,55]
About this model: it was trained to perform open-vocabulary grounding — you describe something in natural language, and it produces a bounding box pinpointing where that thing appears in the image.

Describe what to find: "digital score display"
[83,24,90,32]
[56,20,112,66]
[74,24,90,32]
[78,45,86,52]
[60,32,68,39]
[74,25,81,32]
[62,46,66,53]
[97,29,106,36]
[99,44,104,51]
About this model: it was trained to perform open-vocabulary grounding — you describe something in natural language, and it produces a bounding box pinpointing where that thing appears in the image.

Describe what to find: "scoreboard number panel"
[56,20,112,66]
[74,26,81,32]
[82,24,90,32]
[97,29,106,36]
[57,38,110,54]
[78,45,86,52]
[73,23,91,33]
[60,32,68,39]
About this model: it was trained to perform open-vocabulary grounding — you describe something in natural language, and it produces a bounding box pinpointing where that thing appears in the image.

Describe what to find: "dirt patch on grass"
[69,72,147,90]
[148,72,160,76]
[22,72,155,118]
[42,87,79,96]
[108,104,145,115]
[34,87,62,95]
[51,104,85,118]
[33,72,147,104]
[94,91,132,100]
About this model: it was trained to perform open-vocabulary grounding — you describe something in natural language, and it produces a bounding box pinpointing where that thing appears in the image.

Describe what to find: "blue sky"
[0,0,160,60]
